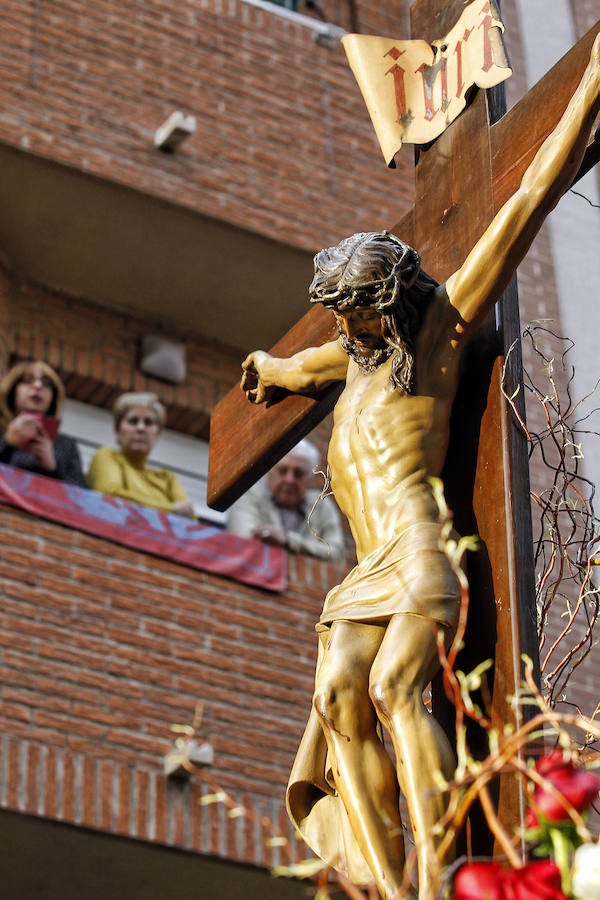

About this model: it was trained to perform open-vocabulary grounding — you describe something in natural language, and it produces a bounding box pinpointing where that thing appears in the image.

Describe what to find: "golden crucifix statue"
[238,39,600,899]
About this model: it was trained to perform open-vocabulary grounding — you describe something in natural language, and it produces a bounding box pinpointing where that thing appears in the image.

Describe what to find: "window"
[242,0,345,44]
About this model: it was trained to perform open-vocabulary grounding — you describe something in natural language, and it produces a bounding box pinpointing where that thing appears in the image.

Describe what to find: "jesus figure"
[240,37,600,900]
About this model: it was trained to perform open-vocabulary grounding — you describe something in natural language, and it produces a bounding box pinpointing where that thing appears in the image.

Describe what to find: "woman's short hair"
[112,392,166,429]
[0,359,65,427]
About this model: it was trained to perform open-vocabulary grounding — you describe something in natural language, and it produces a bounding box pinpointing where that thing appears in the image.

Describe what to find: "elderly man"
[239,39,600,900]
[227,438,346,560]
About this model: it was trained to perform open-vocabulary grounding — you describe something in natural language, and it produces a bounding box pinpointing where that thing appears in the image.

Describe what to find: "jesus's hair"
[309,231,438,394]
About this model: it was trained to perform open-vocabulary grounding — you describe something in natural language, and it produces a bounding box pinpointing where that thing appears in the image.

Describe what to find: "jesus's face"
[334,308,385,348]
[334,308,391,371]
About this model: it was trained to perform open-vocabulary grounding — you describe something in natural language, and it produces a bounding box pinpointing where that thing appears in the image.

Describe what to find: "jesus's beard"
[340,332,415,393]
[340,335,393,373]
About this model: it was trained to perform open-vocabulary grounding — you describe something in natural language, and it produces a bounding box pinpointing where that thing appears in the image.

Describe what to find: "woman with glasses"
[0,360,86,486]
[86,391,195,518]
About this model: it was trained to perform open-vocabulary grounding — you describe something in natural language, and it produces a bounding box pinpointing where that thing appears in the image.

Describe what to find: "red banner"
[0,464,286,592]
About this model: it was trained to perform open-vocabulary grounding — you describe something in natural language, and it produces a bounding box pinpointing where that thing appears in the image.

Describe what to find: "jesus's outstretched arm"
[447,34,600,330]
[241,339,349,404]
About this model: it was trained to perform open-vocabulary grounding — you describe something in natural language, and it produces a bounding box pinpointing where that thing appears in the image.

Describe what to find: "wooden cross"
[208,0,599,847]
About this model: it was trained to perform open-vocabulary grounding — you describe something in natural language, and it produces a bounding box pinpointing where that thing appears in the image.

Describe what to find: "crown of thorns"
[310,241,422,313]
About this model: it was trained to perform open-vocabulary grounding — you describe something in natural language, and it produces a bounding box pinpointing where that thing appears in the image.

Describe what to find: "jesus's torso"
[327,318,461,560]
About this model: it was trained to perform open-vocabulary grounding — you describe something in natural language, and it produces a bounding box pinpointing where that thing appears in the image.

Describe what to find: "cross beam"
[207,22,599,511]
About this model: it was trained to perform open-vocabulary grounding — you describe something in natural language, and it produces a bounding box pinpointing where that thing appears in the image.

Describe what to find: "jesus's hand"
[241,351,277,404]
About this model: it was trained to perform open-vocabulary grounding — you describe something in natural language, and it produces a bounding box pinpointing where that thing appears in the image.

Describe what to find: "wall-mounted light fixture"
[153,111,196,152]
[139,335,186,384]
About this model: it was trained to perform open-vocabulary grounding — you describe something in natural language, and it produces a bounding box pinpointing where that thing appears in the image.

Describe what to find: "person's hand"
[172,500,196,519]
[5,414,57,471]
[241,352,276,404]
[252,525,287,547]
[5,412,43,450]
[28,431,57,471]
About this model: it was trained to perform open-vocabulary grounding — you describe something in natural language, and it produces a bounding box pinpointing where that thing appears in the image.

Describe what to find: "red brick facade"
[0,498,346,868]
[0,0,413,252]
[0,266,241,437]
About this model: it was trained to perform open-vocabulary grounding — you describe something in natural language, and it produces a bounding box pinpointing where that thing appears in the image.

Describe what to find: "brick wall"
[0,500,345,865]
[0,264,242,439]
[569,0,599,37]
[0,0,414,254]
[0,252,344,866]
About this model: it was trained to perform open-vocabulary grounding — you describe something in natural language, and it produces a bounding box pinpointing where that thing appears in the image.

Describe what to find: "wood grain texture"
[409,73,510,856]
[410,0,469,43]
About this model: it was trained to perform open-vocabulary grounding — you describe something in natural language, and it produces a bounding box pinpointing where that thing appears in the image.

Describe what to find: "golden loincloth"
[319,520,460,630]
[287,521,461,884]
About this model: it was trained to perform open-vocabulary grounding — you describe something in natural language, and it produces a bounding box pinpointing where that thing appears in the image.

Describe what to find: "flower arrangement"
[449,744,600,900]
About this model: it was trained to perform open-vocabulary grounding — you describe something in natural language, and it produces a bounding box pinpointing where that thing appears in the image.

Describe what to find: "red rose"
[453,861,506,899]
[453,860,568,900]
[504,860,567,899]
[526,750,600,827]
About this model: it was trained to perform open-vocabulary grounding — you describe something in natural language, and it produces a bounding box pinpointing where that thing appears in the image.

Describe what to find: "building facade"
[0,1,597,894]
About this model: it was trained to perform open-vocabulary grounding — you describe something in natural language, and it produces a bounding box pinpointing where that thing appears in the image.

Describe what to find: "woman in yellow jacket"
[87,392,195,518]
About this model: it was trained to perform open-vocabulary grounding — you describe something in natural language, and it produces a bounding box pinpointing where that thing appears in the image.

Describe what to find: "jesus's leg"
[313,619,408,900]
[369,614,457,900]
